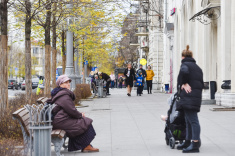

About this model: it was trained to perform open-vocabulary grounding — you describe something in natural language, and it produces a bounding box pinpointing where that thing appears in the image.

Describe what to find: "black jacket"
[101,73,110,81]
[124,68,136,87]
[177,57,204,112]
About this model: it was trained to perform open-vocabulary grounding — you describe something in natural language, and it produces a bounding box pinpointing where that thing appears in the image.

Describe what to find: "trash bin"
[165,84,169,92]
[97,79,104,97]
[210,81,217,99]
[25,104,55,156]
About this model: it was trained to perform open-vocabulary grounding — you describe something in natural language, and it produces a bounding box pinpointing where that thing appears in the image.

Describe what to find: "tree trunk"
[0,35,8,110]
[62,30,66,74]
[0,0,8,110]
[25,0,32,105]
[44,1,52,96]
[51,3,57,89]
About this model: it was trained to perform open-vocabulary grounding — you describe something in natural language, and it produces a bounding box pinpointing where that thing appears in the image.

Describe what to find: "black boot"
[182,141,200,153]
[177,140,191,150]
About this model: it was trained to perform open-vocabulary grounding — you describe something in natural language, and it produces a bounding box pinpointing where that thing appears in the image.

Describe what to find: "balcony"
[130,43,140,46]
[135,32,149,36]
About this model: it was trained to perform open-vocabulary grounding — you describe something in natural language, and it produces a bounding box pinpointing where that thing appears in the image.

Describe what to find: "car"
[32,78,39,89]
[21,80,26,90]
[8,79,19,90]
[21,78,40,90]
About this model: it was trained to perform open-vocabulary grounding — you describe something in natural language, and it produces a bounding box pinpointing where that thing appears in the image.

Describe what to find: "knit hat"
[56,75,71,87]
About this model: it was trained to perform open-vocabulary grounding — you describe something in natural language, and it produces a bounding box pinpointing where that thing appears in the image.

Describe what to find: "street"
[51,89,235,156]
[8,89,25,99]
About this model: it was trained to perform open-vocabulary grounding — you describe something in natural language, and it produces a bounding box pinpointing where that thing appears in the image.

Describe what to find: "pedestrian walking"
[176,45,203,153]
[146,65,155,94]
[47,75,99,152]
[136,70,144,96]
[98,72,111,95]
[136,65,146,94]
[110,72,115,89]
[118,76,124,89]
[124,63,136,96]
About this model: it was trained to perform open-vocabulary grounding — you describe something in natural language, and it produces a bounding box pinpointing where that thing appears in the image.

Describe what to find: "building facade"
[136,0,164,90]
[163,0,235,107]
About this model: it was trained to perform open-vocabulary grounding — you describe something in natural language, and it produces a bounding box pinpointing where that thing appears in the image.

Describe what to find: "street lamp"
[65,3,77,90]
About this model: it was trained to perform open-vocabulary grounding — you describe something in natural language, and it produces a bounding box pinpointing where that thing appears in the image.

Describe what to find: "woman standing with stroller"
[124,63,136,96]
[176,45,203,153]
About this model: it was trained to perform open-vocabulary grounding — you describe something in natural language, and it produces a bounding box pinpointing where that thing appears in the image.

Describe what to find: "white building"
[135,0,164,90]
[163,0,235,107]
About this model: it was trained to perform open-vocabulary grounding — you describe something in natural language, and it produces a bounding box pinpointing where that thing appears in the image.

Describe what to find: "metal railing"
[25,104,55,156]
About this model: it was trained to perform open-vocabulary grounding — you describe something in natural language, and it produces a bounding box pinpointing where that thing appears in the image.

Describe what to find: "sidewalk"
[52,89,235,156]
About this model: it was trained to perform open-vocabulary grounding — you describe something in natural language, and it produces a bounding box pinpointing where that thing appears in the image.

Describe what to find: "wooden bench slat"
[41,98,49,104]
[51,130,66,139]
[55,130,61,135]
[12,108,25,117]
[59,130,66,138]
[18,109,29,118]
[37,97,45,104]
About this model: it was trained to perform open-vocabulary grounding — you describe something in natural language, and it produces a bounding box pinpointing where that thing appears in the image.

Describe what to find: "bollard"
[25,104,55,156]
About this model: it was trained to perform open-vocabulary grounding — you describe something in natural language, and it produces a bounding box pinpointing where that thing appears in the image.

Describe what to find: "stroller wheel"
[169,137,175,149]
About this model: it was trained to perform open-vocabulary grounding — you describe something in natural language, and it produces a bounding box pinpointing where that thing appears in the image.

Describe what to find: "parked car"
[8,79,19,90]
[21,80,26,90]
[21,78,40,90]
[32,78,39,89]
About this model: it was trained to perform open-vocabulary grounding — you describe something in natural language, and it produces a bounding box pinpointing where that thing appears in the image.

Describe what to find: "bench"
[12,97,67,156]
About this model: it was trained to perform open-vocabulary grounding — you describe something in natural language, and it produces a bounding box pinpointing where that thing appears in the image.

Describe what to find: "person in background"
[118,76,124,89]
[98,72,111,95]
[110,72,115,89]
[94,68,99,77]
[47,75,99,152]
[176,45,203,153]
[136,70,144,96]
[89,71,95,83]
[124,63,136,96]
[146,65,155,94]
[136,65,146,94]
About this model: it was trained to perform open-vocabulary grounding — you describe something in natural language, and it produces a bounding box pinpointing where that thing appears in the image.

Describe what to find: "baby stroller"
[164,93,186,149]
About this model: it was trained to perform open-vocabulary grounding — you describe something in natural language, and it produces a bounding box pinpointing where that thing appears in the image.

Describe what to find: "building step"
[202,99,216,105]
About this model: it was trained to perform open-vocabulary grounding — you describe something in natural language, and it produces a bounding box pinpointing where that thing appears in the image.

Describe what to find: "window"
[33,47,39,54]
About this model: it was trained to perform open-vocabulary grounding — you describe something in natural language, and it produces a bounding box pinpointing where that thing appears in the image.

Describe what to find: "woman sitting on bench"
[47,75,99,152]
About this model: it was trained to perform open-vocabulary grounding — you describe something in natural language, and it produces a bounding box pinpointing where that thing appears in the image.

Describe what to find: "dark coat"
[101,73,110,81]
[48,88,93,138]
[124,68,136,87]
[177,57,204,112]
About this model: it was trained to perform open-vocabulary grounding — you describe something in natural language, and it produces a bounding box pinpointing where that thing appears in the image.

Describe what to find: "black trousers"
[137,86,143,94]
[146,80,152,93]
[106,81,111,94]
[119,82,122,88]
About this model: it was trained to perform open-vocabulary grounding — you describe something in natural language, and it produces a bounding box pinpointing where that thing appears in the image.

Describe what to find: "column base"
[215,91,235,107]
[202,89,210,100]
[152,83,161,90]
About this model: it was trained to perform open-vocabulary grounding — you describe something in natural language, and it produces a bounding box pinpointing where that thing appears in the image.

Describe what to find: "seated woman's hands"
[82,112,85,117]
[181,83,192,93]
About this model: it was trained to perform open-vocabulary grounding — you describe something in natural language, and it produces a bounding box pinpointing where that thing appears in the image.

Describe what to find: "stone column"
[231,0,235,93]
[221,0,231,90]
